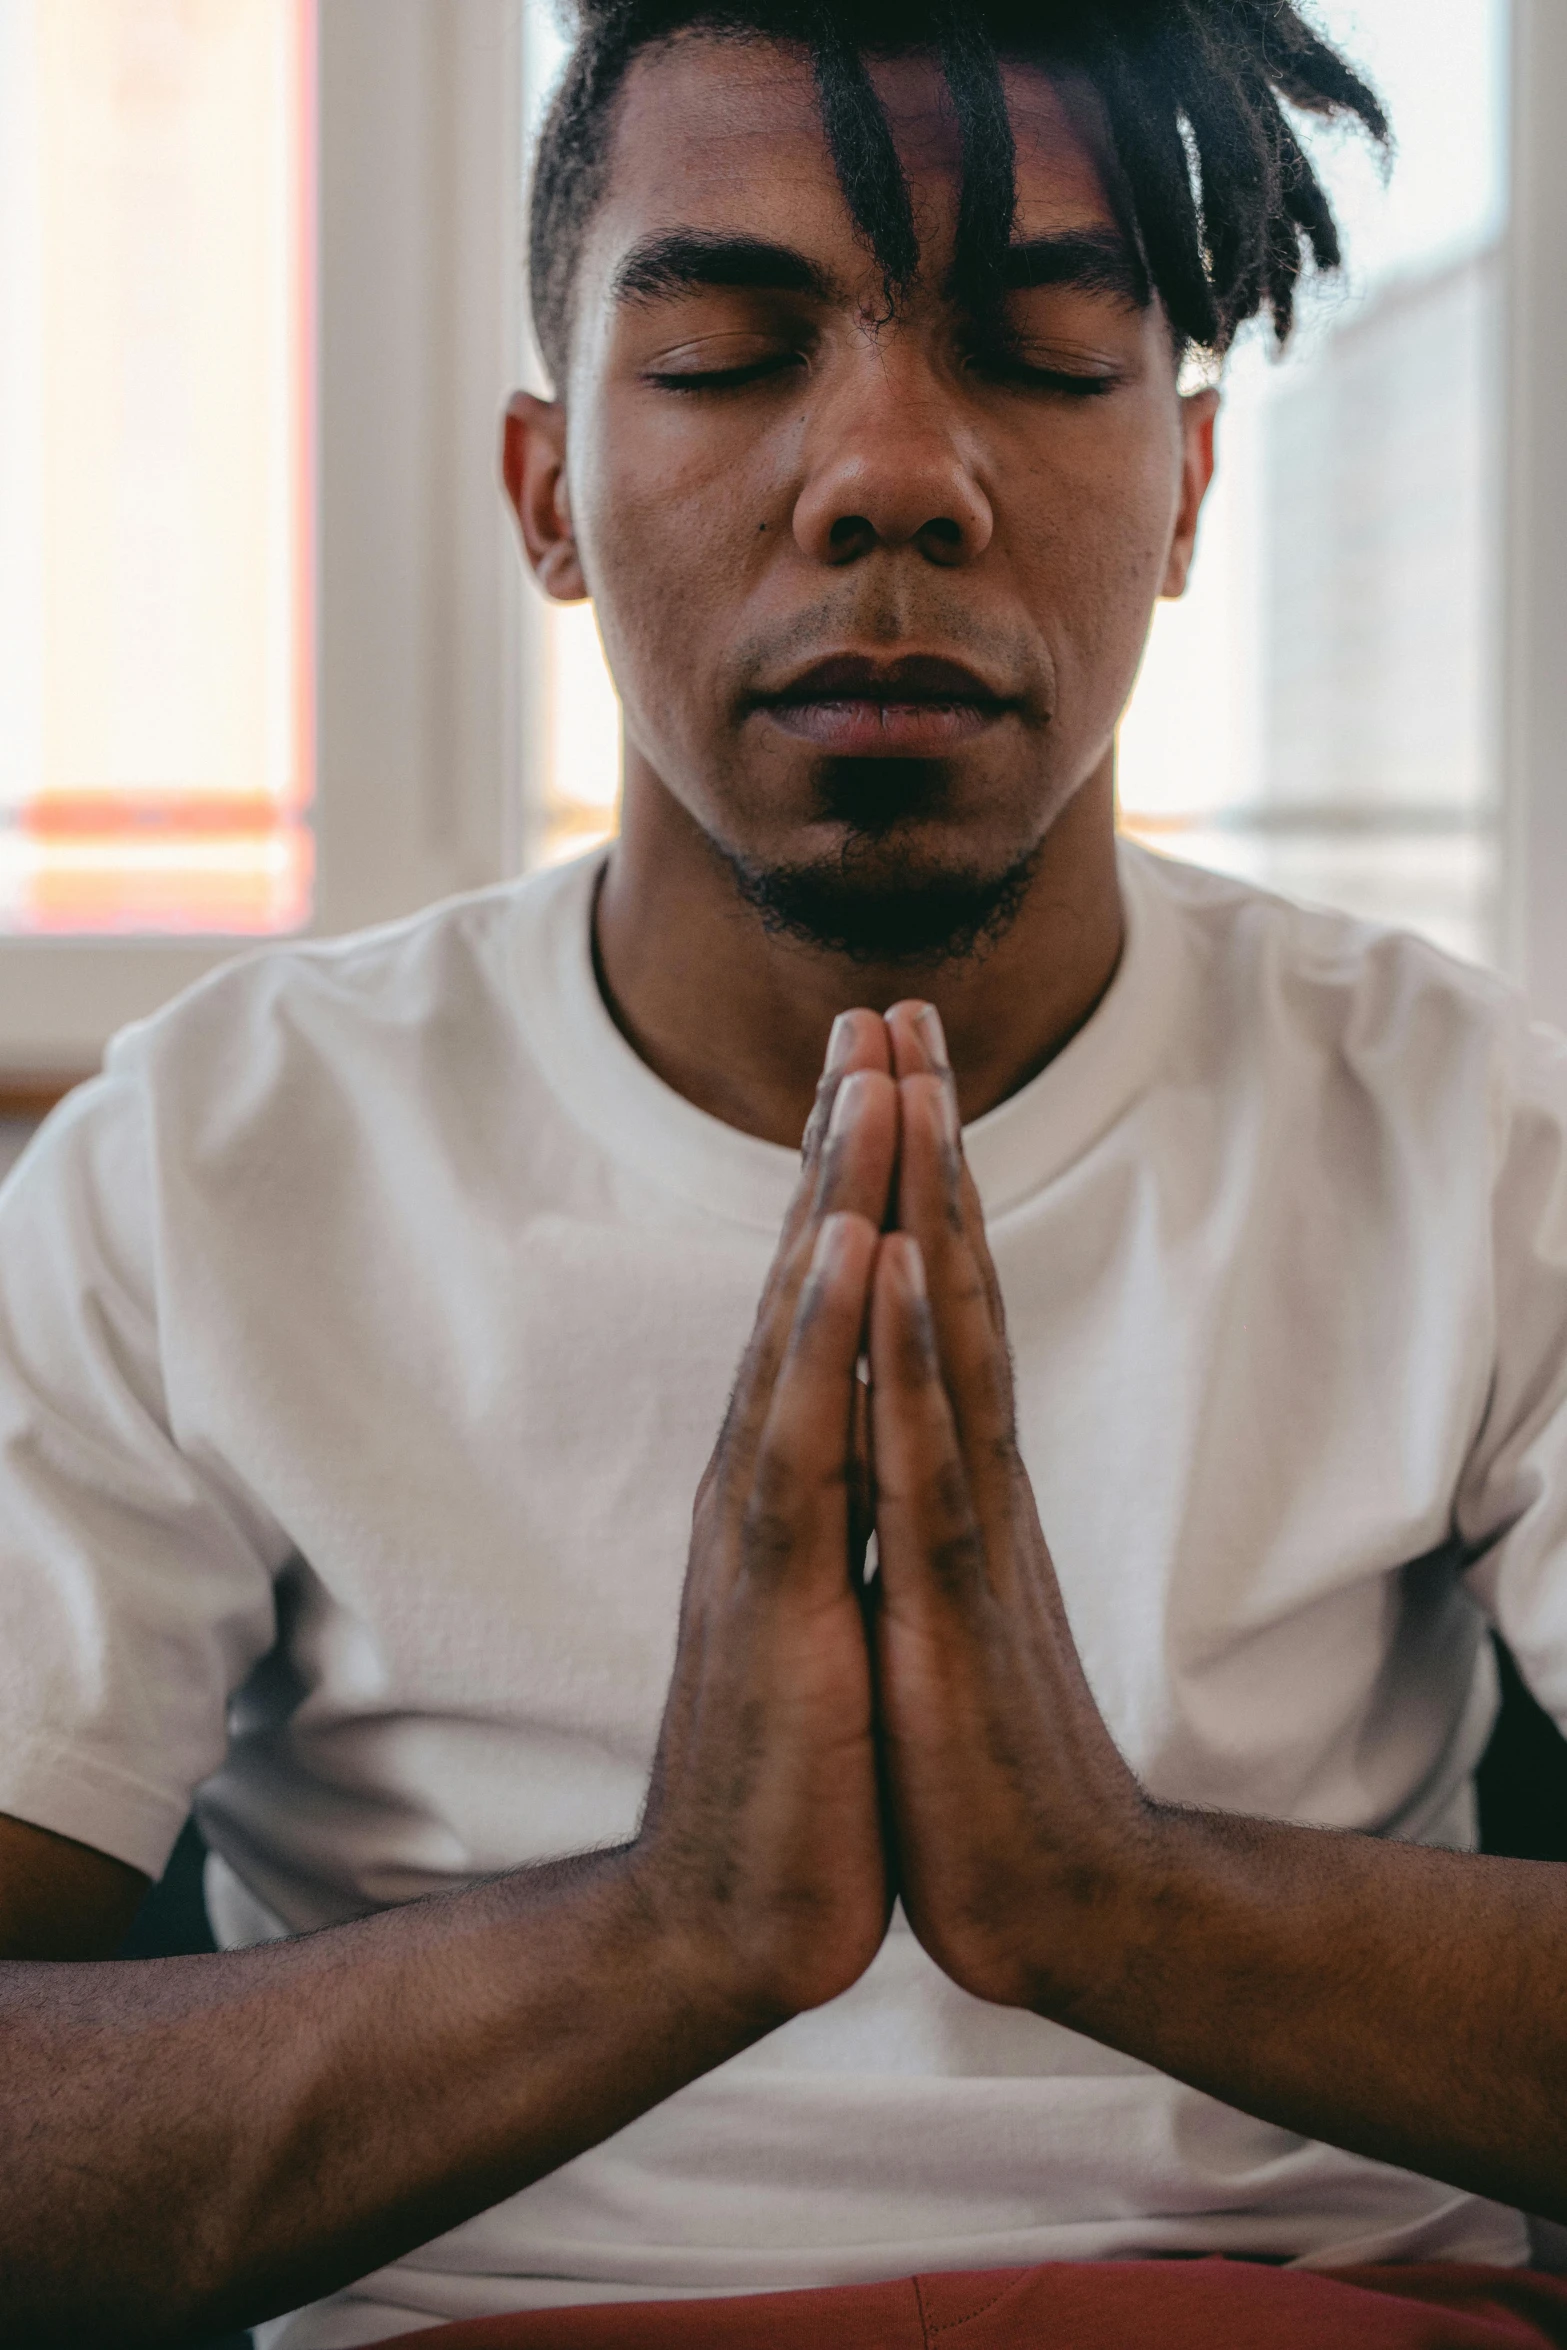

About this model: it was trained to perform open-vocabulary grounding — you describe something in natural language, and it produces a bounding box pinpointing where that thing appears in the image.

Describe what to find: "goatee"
[713,762,1041,966]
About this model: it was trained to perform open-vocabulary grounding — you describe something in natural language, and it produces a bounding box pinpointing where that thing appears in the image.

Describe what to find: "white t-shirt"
[4,843,1567,2347]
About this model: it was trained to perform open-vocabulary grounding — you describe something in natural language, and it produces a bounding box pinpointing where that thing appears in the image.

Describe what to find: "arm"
[3,1837,760,2344]
[0,1022,899,2349]
[870,1001,1567,2225]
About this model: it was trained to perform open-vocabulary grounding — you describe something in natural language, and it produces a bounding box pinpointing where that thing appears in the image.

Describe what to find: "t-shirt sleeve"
[0,1056,283,1878]
[1459,1009,1567,1737]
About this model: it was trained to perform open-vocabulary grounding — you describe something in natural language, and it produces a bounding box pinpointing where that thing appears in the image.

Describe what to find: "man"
[2,3,1566,2345]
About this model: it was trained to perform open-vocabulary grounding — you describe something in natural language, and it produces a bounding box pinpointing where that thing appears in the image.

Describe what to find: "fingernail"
[828,1067,869,1137]
[825,1012,858,1074]
[900,1237,927,1298]
[938,1082,959,1144]
[915,1004,950,1072]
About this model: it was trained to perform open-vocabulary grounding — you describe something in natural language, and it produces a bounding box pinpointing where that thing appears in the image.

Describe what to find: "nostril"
[828,514,874,556]
[919,519,964,556]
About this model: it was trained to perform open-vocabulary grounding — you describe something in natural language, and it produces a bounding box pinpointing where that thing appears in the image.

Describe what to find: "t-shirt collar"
[509,840,1182,1234]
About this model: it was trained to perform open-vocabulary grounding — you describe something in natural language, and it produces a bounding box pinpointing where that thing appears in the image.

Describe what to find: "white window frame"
[1504,0,1567,1031]
[0,0,528,1077]
[6,0,1567,1071]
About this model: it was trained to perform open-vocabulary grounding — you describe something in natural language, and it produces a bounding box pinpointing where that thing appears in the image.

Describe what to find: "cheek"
[565,393,774,749]
[1010,408,1180,707]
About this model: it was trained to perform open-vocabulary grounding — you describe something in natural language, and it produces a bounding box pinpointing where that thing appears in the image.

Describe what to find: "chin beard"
[712,763,1042,966]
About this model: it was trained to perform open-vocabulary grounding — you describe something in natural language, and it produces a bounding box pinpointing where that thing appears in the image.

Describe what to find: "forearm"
[1045,1806,1567,2220]
[0,1845,764,2347]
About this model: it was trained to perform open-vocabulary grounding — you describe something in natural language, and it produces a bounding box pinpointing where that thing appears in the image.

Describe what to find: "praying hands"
[631,997,1148,2029]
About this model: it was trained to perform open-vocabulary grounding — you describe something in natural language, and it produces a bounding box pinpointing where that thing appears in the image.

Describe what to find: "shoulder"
[1124,841,1538,1125]
[102,856,598,1146]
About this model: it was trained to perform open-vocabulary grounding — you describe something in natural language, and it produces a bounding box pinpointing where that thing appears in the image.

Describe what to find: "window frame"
[6,0,1567,1070]
[1503,0,1567,1031]
[0,0,528,1077]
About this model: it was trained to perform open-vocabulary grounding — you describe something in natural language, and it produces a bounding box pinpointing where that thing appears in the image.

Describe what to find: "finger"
[895,1074,1017,1529]
[885,1003,1005,1339]
[759,1012,890,1328]
[718,1071,897,1502]
[801,1009,892,1165]
[868,1234,989,1613]
[817,1066,899,1226]
[741,1211,880,1605]
[761,1067,898,1334]
[884,998,947,1083]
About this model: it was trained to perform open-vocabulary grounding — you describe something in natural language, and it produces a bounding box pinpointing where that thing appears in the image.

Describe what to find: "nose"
[791,345,994,568]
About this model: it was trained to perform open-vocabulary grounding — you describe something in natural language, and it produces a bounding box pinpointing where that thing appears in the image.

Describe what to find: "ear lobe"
[502,390,589,603]
[1159,385,1220,601]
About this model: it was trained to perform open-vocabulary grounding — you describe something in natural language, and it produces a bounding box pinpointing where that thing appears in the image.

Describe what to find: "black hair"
[528,0,1389,390]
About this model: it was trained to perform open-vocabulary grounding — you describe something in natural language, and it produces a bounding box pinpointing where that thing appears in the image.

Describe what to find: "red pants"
[384,2261,1567,2348]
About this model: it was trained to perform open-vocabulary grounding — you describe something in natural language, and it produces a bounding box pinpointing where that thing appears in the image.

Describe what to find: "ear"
[502,390,589,603]
[1159,385,1220,600]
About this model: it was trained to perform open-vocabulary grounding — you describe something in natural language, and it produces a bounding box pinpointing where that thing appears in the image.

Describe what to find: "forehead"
[584,33,1118,282]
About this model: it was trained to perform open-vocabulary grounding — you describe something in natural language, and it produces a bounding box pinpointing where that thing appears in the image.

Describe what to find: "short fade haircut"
[527,0,1389,392]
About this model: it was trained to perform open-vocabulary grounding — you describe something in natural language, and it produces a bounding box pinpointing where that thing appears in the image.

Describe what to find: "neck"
[593,754,1125,1150]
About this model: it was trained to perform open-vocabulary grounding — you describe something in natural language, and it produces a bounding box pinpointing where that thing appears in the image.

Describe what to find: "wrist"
[985,1777,1171,2024]
[1015,1791,1185,2028]
[610,1838,806,2051]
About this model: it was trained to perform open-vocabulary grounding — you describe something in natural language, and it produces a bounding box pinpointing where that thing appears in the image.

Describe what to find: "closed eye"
[641,337,808,394]
[966,344,1124,397]
[645,355,805,392]
[997,365,1119,396]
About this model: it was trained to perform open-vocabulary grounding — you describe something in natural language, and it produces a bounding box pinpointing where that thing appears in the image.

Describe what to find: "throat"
[592,758,1124,1149]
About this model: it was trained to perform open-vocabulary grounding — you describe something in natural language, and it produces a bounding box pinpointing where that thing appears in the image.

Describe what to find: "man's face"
[513,36,1214,956]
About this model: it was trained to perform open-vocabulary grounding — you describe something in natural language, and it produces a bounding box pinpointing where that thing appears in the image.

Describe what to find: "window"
[1117,0,1511,968]
[0,0,315,938]
[1,0,525,1074]
[520,1,622,869]
[4,3,1562,1077]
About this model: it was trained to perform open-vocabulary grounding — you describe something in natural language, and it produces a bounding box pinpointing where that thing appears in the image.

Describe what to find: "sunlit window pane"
[521,1,620,869]
[1118,0,1510,964]
[535,601,622,871]
[0,0,314,936]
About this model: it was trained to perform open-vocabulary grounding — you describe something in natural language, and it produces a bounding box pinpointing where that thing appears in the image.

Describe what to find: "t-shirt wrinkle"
[3,840,1563,2340]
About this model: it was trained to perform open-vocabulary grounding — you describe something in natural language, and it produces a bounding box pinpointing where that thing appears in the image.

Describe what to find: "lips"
[752,653,1017,757]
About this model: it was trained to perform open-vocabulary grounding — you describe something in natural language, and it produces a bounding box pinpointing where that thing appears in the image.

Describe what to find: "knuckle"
[750,1444,796,1516]
[929,1524,987,1595]
[942,1154,966,1230]
[894,1306,937,1387]
[738,1504,796,1583]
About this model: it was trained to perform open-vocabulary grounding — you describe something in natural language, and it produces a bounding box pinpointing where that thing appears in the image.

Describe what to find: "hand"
[631,1012,896,2025]
[867,1003,1152,2015]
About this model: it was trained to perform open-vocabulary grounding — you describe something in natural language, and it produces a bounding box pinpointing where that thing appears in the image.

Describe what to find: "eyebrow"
[610,224,1151,315]
[612,231,845,308]
[997,229,1151,309]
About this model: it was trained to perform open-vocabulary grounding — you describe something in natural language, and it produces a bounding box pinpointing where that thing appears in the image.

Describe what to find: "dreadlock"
[528,0,1389,388]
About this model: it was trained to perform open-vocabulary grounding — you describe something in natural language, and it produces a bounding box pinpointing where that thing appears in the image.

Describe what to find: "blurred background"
[3,0,1566,1166]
